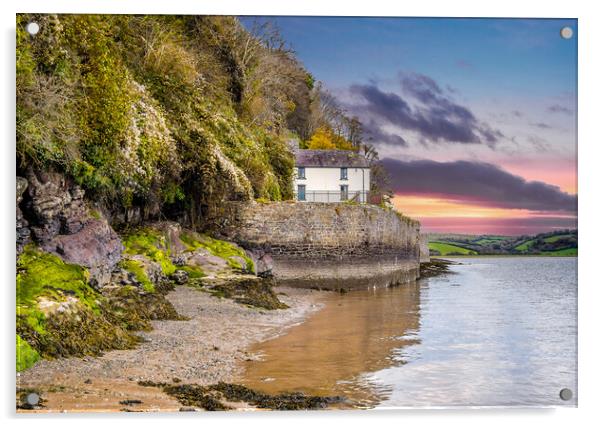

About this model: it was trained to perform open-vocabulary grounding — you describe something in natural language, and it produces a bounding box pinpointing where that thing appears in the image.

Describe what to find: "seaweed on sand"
[191,276,288,310]
[138,380,343,411]
[419,259,458,278]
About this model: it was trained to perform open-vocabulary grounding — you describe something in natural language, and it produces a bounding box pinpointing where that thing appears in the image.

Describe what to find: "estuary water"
[241,257,577,408]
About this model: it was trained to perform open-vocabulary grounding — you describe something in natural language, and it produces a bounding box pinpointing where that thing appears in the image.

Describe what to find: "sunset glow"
[392,194,577,235]
[392,195,535,219]
[262,17,577,235]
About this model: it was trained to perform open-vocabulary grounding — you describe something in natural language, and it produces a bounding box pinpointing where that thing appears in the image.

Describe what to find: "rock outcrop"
[16,177,31,255]
[24,168,89,242]
[17,168,123,288]
[41,219,124,289]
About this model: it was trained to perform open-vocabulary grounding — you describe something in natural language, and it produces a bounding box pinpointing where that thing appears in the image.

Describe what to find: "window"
[340,185,348,201]
[297,184,306,201]
[297,167,306,179]
[340,167,348,180]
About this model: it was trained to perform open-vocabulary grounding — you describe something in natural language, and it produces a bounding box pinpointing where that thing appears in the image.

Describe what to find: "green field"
[514,239,536,251]
[543,234,572,243]
[473,237,509,245]
[542,247,578,256]
[429,242,477,256]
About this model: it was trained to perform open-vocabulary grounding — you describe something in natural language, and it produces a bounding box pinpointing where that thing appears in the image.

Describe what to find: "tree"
[307,127,336,149]
[363,144,393,206]
[306,126,357,151]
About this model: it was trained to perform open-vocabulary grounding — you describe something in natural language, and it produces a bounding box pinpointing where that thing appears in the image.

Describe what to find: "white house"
[293,149,371,203]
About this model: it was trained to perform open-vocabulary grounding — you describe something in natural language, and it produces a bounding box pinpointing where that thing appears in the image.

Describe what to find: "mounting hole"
[560,26,573,40]
[26,22,40,35]
[26,392,40,406]
[559,388,573,401]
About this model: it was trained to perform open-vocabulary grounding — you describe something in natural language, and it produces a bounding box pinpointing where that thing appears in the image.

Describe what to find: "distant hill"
[428,229,577,256]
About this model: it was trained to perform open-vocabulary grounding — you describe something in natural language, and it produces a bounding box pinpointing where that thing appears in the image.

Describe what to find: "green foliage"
[393,210,420,227]
[16,14,303,224]
[122,228,176,276]
[16,335,40,372]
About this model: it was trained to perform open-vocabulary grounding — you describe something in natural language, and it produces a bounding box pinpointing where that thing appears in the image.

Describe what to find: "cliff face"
[17,168,123,288]
[15,169,277,372]
[210,201,425,289]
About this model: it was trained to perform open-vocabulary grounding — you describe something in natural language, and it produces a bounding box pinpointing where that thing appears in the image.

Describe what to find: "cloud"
[527,135,551,151]
[511,110,523,118]
[530,122,553,129]
[362,119,408,146]
[382,158,577,212]
[347,73,504,147]
[548,104,574,115]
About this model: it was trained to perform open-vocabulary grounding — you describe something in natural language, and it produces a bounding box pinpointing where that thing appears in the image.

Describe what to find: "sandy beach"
[17,285,325,412]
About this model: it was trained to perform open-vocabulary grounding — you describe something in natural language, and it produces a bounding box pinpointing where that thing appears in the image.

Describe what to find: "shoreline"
[431,255,577,258]
[17,285,326,412]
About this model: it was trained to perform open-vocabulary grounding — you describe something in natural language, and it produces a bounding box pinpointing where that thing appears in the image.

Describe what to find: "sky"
[242,17,577,235]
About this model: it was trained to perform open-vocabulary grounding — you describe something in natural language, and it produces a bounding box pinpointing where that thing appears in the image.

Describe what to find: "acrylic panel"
[16,15,577,411]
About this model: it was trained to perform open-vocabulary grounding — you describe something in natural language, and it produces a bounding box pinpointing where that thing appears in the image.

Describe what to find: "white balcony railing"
[294,190,368,203]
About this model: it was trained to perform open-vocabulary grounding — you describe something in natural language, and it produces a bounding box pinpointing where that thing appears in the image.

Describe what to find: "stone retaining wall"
[210,201,426,289]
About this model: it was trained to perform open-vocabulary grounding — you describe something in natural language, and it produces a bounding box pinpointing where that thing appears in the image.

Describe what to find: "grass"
[429,242,477,256]
[542,247,578,256]
[543,234,573,243]
[473,237,508,245]
[514,239,536,251]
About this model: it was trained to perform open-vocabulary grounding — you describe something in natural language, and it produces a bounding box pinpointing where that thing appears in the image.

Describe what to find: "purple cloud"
[548,104,574,115]
[382,158,577,213]
[531,122,553,129]
[362,119,408,147]
[347,73,504,146]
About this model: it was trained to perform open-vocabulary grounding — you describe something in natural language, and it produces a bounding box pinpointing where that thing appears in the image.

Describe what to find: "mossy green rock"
[16,335,39,372]
[15,245,180,368]
[122,228,177,276]
[180,231,254,273]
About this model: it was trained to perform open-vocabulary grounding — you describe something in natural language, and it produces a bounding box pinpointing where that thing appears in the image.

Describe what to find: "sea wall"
[210,202,424,289]
[419,234,430,263]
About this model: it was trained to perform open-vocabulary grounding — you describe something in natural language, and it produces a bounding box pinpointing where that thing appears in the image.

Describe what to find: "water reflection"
[241,283,423,407]
[241,257,577,408]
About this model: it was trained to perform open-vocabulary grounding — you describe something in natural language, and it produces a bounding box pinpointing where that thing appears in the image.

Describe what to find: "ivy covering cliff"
[17,15,394,223]
[16,15,309,224]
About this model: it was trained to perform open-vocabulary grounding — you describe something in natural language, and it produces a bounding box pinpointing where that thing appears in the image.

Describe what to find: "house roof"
[295,149,371,168]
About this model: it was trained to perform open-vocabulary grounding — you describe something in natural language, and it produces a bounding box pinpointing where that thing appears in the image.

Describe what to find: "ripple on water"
[240,257,577,408]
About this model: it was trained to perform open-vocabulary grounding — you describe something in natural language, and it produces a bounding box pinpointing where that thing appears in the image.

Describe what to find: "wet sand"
[238,283,422,408]
[17,285,325,412]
